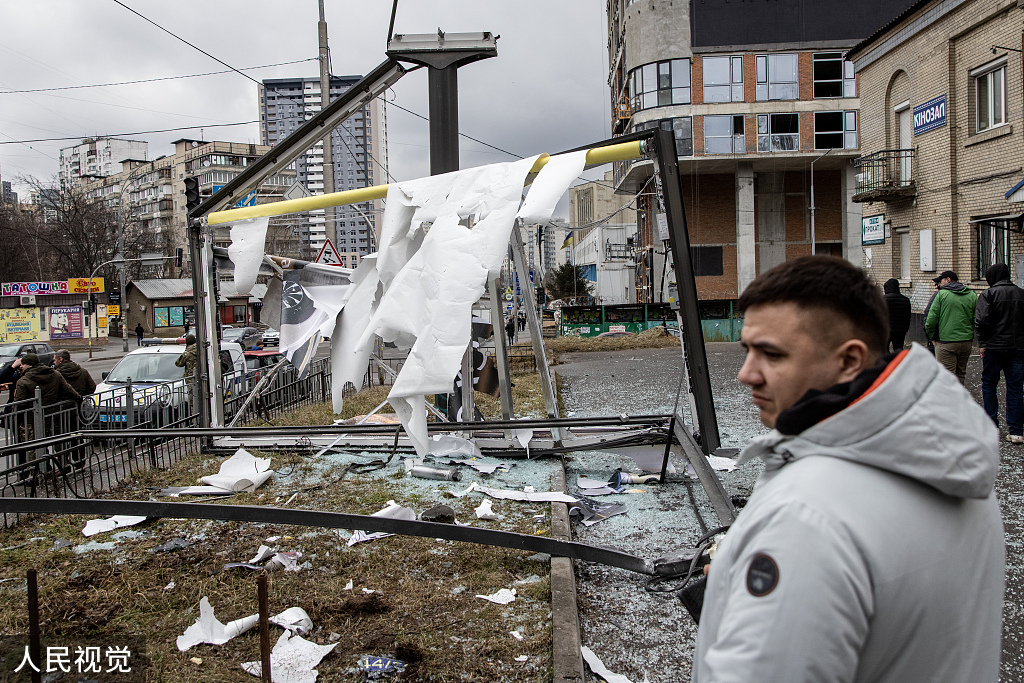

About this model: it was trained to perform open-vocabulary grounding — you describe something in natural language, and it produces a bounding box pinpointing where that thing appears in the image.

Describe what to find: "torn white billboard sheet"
[467,482,578,504]
[177,597,259,651]
[346,500,416,547]
[227,216,270,296]
[200,448,274,492]
[581,646,635,683]
[82,515,146,537]
[270,607,313,636]
[516,150,587,223]
[330,255,378,414]
[241,631,337,683]
[430,434,481,458]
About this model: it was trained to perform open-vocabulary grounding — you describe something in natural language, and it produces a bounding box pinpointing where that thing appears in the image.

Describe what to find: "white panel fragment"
[270,607,313,636]
[241,631,337,683]
[82,515,147,537]
[200,448,274,492]
[228,216,270,296]
[581,646,634,683]
[475,588,517,605]
[177,597,259,651]
[475,499,499,521]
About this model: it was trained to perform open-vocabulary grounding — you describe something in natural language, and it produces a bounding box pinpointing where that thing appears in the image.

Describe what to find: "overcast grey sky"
[0,1,612,207]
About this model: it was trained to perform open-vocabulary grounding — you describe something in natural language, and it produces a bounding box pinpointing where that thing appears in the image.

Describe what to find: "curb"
[550,460,585,682]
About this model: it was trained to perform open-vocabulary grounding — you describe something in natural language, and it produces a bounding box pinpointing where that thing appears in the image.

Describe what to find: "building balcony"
[605,242,634,260]
[852,149,916,203]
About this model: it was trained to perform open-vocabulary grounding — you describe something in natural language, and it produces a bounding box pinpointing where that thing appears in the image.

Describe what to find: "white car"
[87,342,245,425]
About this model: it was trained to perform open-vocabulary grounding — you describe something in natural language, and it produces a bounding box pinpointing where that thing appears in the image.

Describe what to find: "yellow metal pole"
[206,140,644,226]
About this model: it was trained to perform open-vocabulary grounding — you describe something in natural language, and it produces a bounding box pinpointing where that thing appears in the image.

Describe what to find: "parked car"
[244,349,287,382]
[223,326,262,350]
[0,342,55,371]
[88,342,245,425]
[261,328,279,347]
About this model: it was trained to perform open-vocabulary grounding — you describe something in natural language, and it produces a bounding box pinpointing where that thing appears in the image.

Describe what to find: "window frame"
[702,55,744,103]
[978,220,1011,279]
[756,113,800,152]
[813,110,858,150]
[633,117,694,157]
[704,115,745,154]
[812,52,857,98]
[630,59,691,111]
[755,53,799,101]
[972,58,1008,133]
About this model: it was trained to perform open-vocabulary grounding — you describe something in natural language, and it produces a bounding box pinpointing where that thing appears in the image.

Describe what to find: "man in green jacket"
[925,270,978,384]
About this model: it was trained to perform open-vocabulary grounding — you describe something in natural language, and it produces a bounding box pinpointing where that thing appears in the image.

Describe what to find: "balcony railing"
[605,242,634,260]
[852,148,916,203]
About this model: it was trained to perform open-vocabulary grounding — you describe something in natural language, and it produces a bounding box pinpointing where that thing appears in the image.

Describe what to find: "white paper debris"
[361,588,376,594]
[475,498,499,521]
[465,482,577,504]
[449,459,508,475]
[241,631,336,683]
[577,477,612,489]
[82,515,147,537]
[248,545,276,564]
[164,581,176,591]
[515,655,529,662]
[268,551,303,572]
[200,448,274,492]
[227,216,270,297]
[683,455,738,479]
[581,646,634,683]
[475,588,517,605]
[344,580,354,590]
[330,255,379,414]
[510,631,524,641]
[266,536,281,542]
[176,597,259,651]
[270,607,313,636]
[346,500,416,546]
[429,434,481,458]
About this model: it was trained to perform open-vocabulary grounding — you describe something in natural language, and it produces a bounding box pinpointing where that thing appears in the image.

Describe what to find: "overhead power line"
[0,58,317,95]
[0,121,259,145]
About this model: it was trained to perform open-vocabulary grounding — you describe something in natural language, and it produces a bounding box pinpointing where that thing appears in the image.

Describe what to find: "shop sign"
[2,281,68,296]
[48,306,84,339]
[913,95,946,135]
[68,277,104,294]
[862,215,885,246]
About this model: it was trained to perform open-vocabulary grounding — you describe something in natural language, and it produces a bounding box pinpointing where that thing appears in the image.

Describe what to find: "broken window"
[630,59,691,111]
[704,115,745,154]
[813,53,856,98]
[757,113,800,152]
[703,56,744,103]
[755,53,799,101]
[814,111,857,149]
[690,246,724,276]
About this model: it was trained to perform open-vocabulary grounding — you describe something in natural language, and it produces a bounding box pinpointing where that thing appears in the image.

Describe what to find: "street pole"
[317,0,337,247]
[810,148,832,256]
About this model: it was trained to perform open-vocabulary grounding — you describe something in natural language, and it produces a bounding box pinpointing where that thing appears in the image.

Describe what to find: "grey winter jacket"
[693,343,1004,683]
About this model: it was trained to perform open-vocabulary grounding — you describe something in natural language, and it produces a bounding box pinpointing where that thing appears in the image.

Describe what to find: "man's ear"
[835,339,871,383]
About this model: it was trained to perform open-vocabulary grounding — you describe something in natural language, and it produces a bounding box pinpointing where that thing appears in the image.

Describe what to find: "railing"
[853,148,917,202]
[605,242,634,261]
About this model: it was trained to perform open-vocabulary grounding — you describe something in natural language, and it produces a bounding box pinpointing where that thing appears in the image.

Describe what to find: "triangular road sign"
[315,238,343,267]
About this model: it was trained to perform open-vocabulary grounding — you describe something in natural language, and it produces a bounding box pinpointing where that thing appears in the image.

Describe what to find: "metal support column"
[651,128,721,453]
[317,1,337,246]
[428,65,460,175]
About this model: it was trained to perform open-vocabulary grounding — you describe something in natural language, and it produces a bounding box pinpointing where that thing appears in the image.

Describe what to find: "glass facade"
[630,59,691,111]
[703,56,744,103]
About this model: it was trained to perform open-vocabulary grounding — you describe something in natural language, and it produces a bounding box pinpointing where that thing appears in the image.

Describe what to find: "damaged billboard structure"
[0,32,737,661]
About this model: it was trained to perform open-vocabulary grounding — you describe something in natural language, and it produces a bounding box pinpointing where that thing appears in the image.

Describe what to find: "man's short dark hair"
[738,256,890,356]
[55,349,71,361]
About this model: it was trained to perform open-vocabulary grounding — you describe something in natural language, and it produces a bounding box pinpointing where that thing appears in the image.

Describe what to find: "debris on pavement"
[475,588,517,605]
[241,631,337,682]
[248,544,276,564]
[270,606,313,636]
[409,464,462,481]
[569,498,628,526]
[268,551,303,571]
[151,537,192,553]
[72,541,117,554]
[447,458,510,474]
[461,482,577,503]
[348,500,416,546]
[420,504,456,524]
[82,515,147,537]
[576,476,622,496]
[177,597,259,650]
[582,645,634,683]
[163,448,275,495]
[428,434,481,458]
[475,498,499,520]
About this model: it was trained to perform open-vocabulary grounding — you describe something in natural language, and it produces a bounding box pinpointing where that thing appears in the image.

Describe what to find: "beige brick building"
[849,0,1024,336]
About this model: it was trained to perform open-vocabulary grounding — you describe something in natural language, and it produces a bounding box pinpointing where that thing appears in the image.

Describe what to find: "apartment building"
[59,137,148,188]
[259,76,383,266]
[848,0,1023,337]
[606,0,917,304]
[79,139,296,274]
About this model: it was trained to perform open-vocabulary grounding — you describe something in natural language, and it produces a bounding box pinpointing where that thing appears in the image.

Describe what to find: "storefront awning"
[969,212,1024,233]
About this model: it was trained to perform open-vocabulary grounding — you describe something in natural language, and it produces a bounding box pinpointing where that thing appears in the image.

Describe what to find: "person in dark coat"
[135,323,145,346]
[53,349,96,396]
[13,353,80,443]
[505,316,516,347]
[883,278,912,352]
[0,357,23,404]
[975,262,1024,443]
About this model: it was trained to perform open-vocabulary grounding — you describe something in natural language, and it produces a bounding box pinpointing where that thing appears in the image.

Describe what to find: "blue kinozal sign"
[913,95,946,136]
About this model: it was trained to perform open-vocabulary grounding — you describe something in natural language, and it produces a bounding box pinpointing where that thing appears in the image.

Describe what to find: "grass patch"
[545,326,679,357]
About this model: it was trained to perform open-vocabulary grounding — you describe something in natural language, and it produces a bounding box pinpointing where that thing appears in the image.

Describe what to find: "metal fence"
[0,359,332,525]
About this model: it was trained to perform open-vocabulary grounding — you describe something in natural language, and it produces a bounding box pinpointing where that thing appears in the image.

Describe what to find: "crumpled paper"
[429,434,481,458]
[270,607,313,636]
[82,515,146,537]
[241,631,336,683]
[476,588,517,605]
[347,500,416,547]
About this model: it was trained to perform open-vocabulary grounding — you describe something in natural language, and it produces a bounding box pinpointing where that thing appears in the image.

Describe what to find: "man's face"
[738,302,859,428]
[936,277,951,287]
[53,356,63,366]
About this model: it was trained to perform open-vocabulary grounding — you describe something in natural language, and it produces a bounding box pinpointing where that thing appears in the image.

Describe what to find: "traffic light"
[184,176,201,213]
[89,294,98,315]
[535,286,545,307]
[175,247,184,268]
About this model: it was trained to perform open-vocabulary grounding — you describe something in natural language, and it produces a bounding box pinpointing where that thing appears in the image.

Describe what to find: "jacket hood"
[883,278,900,294]
[986,263,1010,287]
[57,361,81,373]
[739,344,998,498]
[23,366,55,380]
[940,281,970,294]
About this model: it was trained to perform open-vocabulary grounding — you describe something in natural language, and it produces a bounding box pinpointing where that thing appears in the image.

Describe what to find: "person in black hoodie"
[975,262,1024,443]
[883,278,911,352]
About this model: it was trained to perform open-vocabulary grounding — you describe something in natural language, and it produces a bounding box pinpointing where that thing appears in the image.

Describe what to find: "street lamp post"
[115,164,151,352]
[86,253,170,359]
[86,256,123,360]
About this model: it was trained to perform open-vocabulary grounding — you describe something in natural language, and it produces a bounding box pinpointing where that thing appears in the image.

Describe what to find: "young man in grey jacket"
[694,256,1003,682]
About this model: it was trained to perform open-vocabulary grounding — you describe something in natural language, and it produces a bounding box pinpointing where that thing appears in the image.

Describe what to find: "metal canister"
[410,465,462,481]
[612,471,661,487]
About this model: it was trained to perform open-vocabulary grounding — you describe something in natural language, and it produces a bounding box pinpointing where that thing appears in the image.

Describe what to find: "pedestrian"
[175,334,198,381]
[53,349,96,396]
[924,270,978,383]
[135,322,145,347]
[882,278,911,352]
[14,353,81,442]
[0,357,23,405]
[694,256,1002,682]
[183,321,191,336]
[505,316,516,347]
[518,311,526,332]
[975,262,1024,444]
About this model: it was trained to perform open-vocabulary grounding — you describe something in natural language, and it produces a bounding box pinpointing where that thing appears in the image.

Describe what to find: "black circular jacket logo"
[746,553,779,597]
